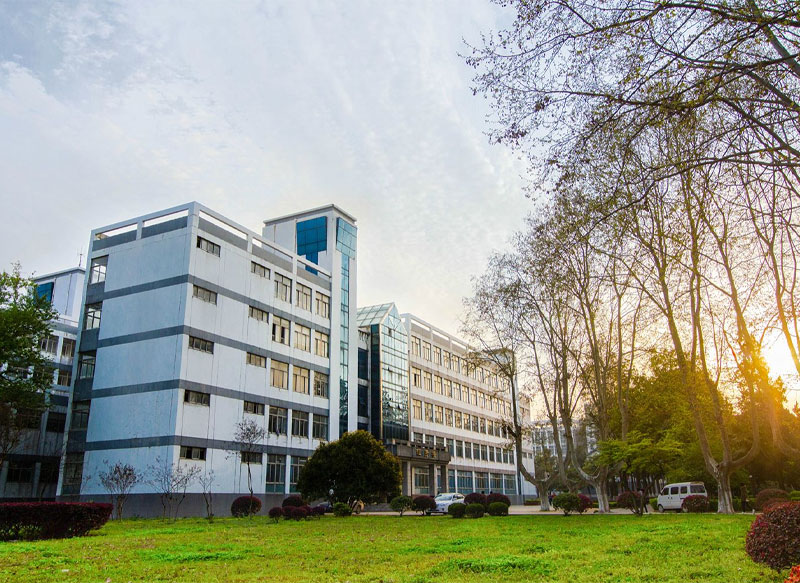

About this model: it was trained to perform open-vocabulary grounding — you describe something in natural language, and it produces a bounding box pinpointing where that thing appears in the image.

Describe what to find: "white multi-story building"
[58,202,357,514]
[0,267,83,500]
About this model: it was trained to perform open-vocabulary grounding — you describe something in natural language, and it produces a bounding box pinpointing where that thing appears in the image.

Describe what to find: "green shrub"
[552,493,581,516]
[754,489,790,511]
[486,493,511,507]
[649,497,658,510]
[745,502,800,570]
[790,491,800,502]
[332,502,352,517]
[448,502,466,518]
[465,503,485,518]
[390,495,413,516]
[524,498,540,506]
[487,501,509,516]
[682,495,709,513]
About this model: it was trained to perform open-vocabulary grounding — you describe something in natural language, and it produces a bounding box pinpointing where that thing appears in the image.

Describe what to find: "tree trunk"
[596,480,611,513]
[714,466,735,514]
[536,481,551,511]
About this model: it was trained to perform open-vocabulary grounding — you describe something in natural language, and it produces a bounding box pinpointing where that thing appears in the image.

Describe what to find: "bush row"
[267,505,326,521]
[0,502,112,541]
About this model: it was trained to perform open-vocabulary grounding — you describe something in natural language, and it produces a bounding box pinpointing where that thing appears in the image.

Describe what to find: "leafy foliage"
[486,493,511,507]
[411,495,435,514]
[282,495,306,508]
[0,502,111,540]
[448,502,466,518]
[297,431,401,504]
[784,565,800,583]
[681,495,709,513]
[465,503,485,518]
[464,493,486,507]
[230,496,261,518]
[577,494,592,514]
[746,502,800,571]
[99,462,141,520]
[487,502,509,516]
[267,506,283,523]
[755,489,790,511]
[285,506,309,521]
[332,502,351,517]
[552,493,581,516]
[389,495,412,516]
[616,491,644,513]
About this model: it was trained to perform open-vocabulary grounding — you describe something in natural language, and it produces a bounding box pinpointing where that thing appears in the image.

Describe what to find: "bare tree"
[147,457,200,520]
[99,461,141,520]
[197,470,216,521]
[229,418,267,513]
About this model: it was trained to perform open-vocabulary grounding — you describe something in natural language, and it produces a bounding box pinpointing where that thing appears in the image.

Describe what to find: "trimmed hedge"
[310,505,326,518]
[412,495,436,514]
[577,494,593,514]
[268,506,284,523]
[486,493,511,507]
[553,492,581,516]
[390,495,413,516]
[0,502,112,541]
[682,495,709,513]
[745,502,800,570]
[333,502,352,517]
[524,498,541,506]
[754,489,790,511]
[464,493,487,507]
[448,502,466,518]
[488,501,509,516]
[286,506,309,521]
[282,495,307,508]
[231,496,262,517]
[465,503,485,518]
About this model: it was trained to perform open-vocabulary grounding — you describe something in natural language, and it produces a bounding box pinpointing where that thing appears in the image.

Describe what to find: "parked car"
[433,492,466,514]
[656,482,707,512]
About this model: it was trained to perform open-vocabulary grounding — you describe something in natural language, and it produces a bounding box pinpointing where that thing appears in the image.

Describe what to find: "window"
[184,390,210,406]
[275,273,292,302]
[314,372,329,398]
[453,383,462,401]
[464,413,471,431]
[40,334,58,354]
[489,447,495,462]
[433,346,442,365]
[249,305,268,322]
[296,283,312,311]
[197,236,220,256]
[443,351,451,369]
[412,399,422,420]
[251,261,270,278]
[314,331,329,357]
[435,405,444,424]
[422,342,432,361]
[313,414,328,440]
[444,379,452,398]
[293,366,310,394]
[63,453,84,486]
[7,461,35,483]
[78,354,96,379]
[464,442,472,459]
[268,406,287,434]
[455,440,463,457]
[57,369,72,386]
[480,417,486,434]
[39,460,60,484]
[90,255,108,284]
[445,408,453,426]
[193,285,217,304]
[290,456,307,491]
[241,451,262,464]
[476,472,489,491]
[411,336,421,357]
[424,402,433,422]
[189,336,214,353]
[265,454,285,492]
[246,352,267,368]
[315,293,330,318]
[71,401,90,430]
[411,368,422,388]
[272,316,290,345]
[294,325,311,352]
[454,410,463,429]
[423,372,432,392]
[46,412,66,433]
[84,303,102,329]
[292,411,309,437]
[244,400,265,415]
[180,446,207,460]
[270,360,289,389]
[61,338,75,359]
[472,415,479,432]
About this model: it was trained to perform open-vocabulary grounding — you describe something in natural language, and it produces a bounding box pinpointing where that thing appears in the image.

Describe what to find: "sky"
[0,0,529,336]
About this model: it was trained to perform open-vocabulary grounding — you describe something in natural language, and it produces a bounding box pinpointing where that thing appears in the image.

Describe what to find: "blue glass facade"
[36,282,54,303]
[336,218,356,436]
[296,217,327,271]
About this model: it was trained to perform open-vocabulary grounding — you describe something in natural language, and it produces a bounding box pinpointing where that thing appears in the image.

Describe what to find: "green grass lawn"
[0,513,784,583]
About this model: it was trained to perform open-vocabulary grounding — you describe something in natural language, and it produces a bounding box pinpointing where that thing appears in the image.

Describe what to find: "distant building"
[0,266,83,501]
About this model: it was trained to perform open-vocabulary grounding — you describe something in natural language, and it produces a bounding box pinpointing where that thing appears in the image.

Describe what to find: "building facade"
[57,202,357,514]
[0,267,83,501]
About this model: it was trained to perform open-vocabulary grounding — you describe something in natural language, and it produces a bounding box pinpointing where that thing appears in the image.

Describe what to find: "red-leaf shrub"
[411,495,436,513]
[0,502,112,540]
[286,506,309,521]
[282,495,306,508]
[577,494,593,514]
[754,489,790,511]
[746,502,800,570]
[464,493,487,507]
[784,565,800,583]
[268,506,284,523]
[616,491,643,511]
[682,495,709,513]
[310,505,326,518]
[230,496,262,517]
[486,493,511,507]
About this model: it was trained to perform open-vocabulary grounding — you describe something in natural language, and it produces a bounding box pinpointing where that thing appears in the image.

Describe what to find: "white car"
[657,482,707,512]
[433,493,466,514]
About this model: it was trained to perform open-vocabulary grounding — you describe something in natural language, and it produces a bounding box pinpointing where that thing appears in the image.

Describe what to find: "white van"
[656,482,707,512]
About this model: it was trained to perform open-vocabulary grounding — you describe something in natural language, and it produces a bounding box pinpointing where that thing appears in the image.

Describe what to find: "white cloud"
[0,0,527,334]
